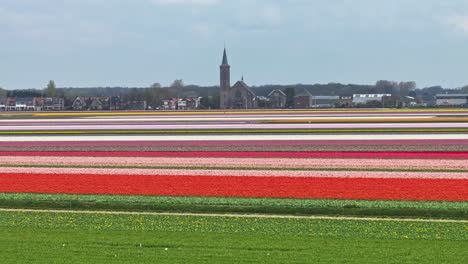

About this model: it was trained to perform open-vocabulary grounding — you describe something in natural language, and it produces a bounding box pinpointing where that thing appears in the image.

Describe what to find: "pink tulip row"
[0,166,466,179]
[2,139,468,147]
[3,156,468,170]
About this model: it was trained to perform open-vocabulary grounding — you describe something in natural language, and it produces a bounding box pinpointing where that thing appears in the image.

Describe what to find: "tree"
[200,95,220,109]
[46,80,57,97]
[399,81,416,97]
[462,85,468,94]
[0,87,7,98]
[145,83,164,108]
[171,79,184,99]
[284,87,295,108]
[150,83,162,89]
[375,80,399,95]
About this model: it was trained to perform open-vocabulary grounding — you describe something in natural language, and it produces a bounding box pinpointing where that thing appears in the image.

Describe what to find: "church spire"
[222,47,229,65]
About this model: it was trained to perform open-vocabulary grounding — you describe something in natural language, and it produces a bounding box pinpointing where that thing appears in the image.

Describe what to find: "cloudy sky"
[1,0,468,89]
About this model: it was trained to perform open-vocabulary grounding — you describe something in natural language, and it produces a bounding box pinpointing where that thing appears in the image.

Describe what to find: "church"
[219,48,257,109]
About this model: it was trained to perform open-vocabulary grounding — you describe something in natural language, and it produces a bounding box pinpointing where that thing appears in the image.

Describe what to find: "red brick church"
[219,48,257,109]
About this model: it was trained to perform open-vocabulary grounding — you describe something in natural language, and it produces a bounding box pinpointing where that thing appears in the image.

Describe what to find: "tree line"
[1,80,468,109]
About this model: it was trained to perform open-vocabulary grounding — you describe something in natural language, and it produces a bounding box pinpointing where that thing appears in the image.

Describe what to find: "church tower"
[220,48,230,109]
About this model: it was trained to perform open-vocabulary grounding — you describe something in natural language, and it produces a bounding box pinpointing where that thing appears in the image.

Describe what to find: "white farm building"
[436,94,468,107]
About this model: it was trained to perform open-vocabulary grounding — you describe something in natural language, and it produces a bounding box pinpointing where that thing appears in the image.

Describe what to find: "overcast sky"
[1,0,468,89]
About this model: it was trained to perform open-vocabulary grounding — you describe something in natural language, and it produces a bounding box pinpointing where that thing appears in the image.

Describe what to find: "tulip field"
[0,109,467,263]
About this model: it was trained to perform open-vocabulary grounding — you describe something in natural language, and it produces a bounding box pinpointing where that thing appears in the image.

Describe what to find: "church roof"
[222,48,229,65]
[232,80,256,97]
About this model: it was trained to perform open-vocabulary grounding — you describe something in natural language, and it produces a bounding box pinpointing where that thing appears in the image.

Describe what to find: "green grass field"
[0,210,466,263]
[1,193,467,219]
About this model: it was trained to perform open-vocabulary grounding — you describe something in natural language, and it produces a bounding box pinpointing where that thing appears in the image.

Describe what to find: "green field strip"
[1,193,466,219]
[0,210,467,263]
[0,210,466,240]
[2,164,468,173]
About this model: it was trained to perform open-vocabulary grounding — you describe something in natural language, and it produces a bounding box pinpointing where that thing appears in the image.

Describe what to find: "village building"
[162,98,178,110]
[294,88,313,109]
[72,97,87,110]
[0,97,64,111]
[337,95,354,108]
[14,97,36,111]
[220,49,257,109]
[185,96,202,110]
[436,94,468,107]
[0,98,6,111]
[42,97,65,111]
[310,96,340,108]
[72,97,116,111]
[352,94,392,106]
[109,96,122,110]
[268,89,287,109]
[126,100,147,110]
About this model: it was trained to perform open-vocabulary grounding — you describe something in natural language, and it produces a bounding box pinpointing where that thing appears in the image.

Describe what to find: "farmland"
[1,210,467,263]
[0,109,467,262]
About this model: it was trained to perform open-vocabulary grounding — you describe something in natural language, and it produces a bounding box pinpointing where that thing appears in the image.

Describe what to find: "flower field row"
[1,139,468,146]
[1,173,466,201]
[4,122,468,131]
[1,150,468,159]
[1,167,467,178]
[2,156,468,171]
[0,110,467,217]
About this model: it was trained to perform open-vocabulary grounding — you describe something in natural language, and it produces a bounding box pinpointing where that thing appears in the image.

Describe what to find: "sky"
[1,0,468,90]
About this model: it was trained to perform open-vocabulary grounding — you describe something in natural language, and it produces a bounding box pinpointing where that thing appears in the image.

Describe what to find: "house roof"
[436,94,468,97]
[294,87,312,97]
[267,89,286,97]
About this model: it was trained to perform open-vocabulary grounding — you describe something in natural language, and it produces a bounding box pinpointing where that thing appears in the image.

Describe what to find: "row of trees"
[375,80,416,97]
[2,80,468,109]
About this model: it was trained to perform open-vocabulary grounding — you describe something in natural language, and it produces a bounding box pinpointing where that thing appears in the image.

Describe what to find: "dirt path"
[0,208,466,223]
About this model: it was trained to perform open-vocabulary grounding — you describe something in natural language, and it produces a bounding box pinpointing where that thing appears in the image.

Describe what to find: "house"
[294,88,312,109]
[34,97,44,111]
[42,97,64,111]
[162,98,178,110]
[352,94,391,106]
[110,96,122,110]
[15,97,36,111]
[177,99,187,110]
[268,89,287,109]
[256,96,270,109]
[0,97,6,111]
[126,100,147,110]
[337,95,353,108]
[5,97,16,111]
[185,96,202,110]
[72,97,87,110]
[89,97,110,110]
[72,97,111,111]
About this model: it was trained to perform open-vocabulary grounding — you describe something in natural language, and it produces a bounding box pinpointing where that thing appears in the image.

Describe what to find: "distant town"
[1,49,468,111]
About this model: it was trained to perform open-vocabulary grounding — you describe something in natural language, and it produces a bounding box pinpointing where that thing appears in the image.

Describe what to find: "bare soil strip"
[1,208,466,223]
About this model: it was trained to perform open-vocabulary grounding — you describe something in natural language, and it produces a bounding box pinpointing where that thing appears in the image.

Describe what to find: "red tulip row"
[0,173,466,201]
